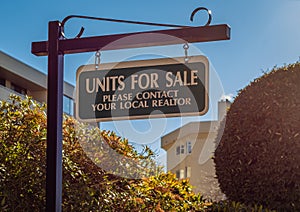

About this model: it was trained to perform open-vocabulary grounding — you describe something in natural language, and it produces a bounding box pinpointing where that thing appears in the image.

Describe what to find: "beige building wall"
[161,101,230,200]
[28,90,47,103]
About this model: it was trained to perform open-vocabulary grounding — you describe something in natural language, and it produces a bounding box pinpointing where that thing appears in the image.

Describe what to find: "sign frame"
[76,55,209,122]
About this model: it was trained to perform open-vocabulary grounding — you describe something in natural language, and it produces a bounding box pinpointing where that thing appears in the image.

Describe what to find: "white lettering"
[91,103,116,111]
[85,76,125,93]
[165,70,199,87]
[131,73,159,90]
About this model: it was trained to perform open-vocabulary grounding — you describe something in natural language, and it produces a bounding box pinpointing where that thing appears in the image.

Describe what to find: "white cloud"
[220,93,234,102]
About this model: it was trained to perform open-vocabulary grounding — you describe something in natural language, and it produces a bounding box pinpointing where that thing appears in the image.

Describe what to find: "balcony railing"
[0,84,26,101]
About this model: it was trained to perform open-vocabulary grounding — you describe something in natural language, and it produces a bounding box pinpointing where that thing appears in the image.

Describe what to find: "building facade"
[161,100,230,200]
[0,51,75,115]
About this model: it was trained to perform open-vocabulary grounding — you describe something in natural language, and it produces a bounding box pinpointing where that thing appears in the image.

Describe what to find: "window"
[176,144,186,155]
[176,169,185,179]
[63,95,74,116]
[180,145,185,154]
[175,170,180,179]
[176,168,191,179]
[180,169,185,179]
[185,166,191,178]
[0,78,5,86]
[11,83,27,95]
[186,141,192,154]
[176,146,180,155]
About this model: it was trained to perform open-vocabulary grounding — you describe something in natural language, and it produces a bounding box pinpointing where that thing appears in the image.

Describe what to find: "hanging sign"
[76,55,209,122]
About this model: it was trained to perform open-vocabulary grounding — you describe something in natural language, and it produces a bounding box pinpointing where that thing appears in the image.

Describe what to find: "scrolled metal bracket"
[60,7,213,39]
[190,7,212,26]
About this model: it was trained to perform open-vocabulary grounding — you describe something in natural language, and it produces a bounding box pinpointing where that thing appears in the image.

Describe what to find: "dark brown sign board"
[76,55,209,122]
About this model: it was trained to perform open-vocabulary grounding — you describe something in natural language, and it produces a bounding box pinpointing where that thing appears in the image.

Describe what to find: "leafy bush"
[209,201,276,212]
[214,63,300,210]
[0,95,209,211]
[0,95,47,211]
[127,172,214,211]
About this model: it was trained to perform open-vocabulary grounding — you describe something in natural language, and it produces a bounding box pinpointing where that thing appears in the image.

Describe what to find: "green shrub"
[214,63,300,210]
[0,95,47,211]
[209,201,276,212]
[0,95,208,211]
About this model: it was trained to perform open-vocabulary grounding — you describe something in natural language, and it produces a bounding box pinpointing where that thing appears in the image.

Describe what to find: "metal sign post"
[44,21,64,212]
[31,7,230,212]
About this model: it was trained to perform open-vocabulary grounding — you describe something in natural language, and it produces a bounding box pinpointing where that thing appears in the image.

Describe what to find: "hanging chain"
[183,43,190,63]
[95,50,101,70]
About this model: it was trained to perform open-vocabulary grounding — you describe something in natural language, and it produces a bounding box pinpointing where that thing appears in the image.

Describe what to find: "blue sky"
[1,0,300,164]
[2,0,300,97]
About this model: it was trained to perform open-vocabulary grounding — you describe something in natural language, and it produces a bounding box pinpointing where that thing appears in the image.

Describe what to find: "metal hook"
[95,50,101,70]
[61,16,85,39]
[190,7,212,26]
[183,43,190,63]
